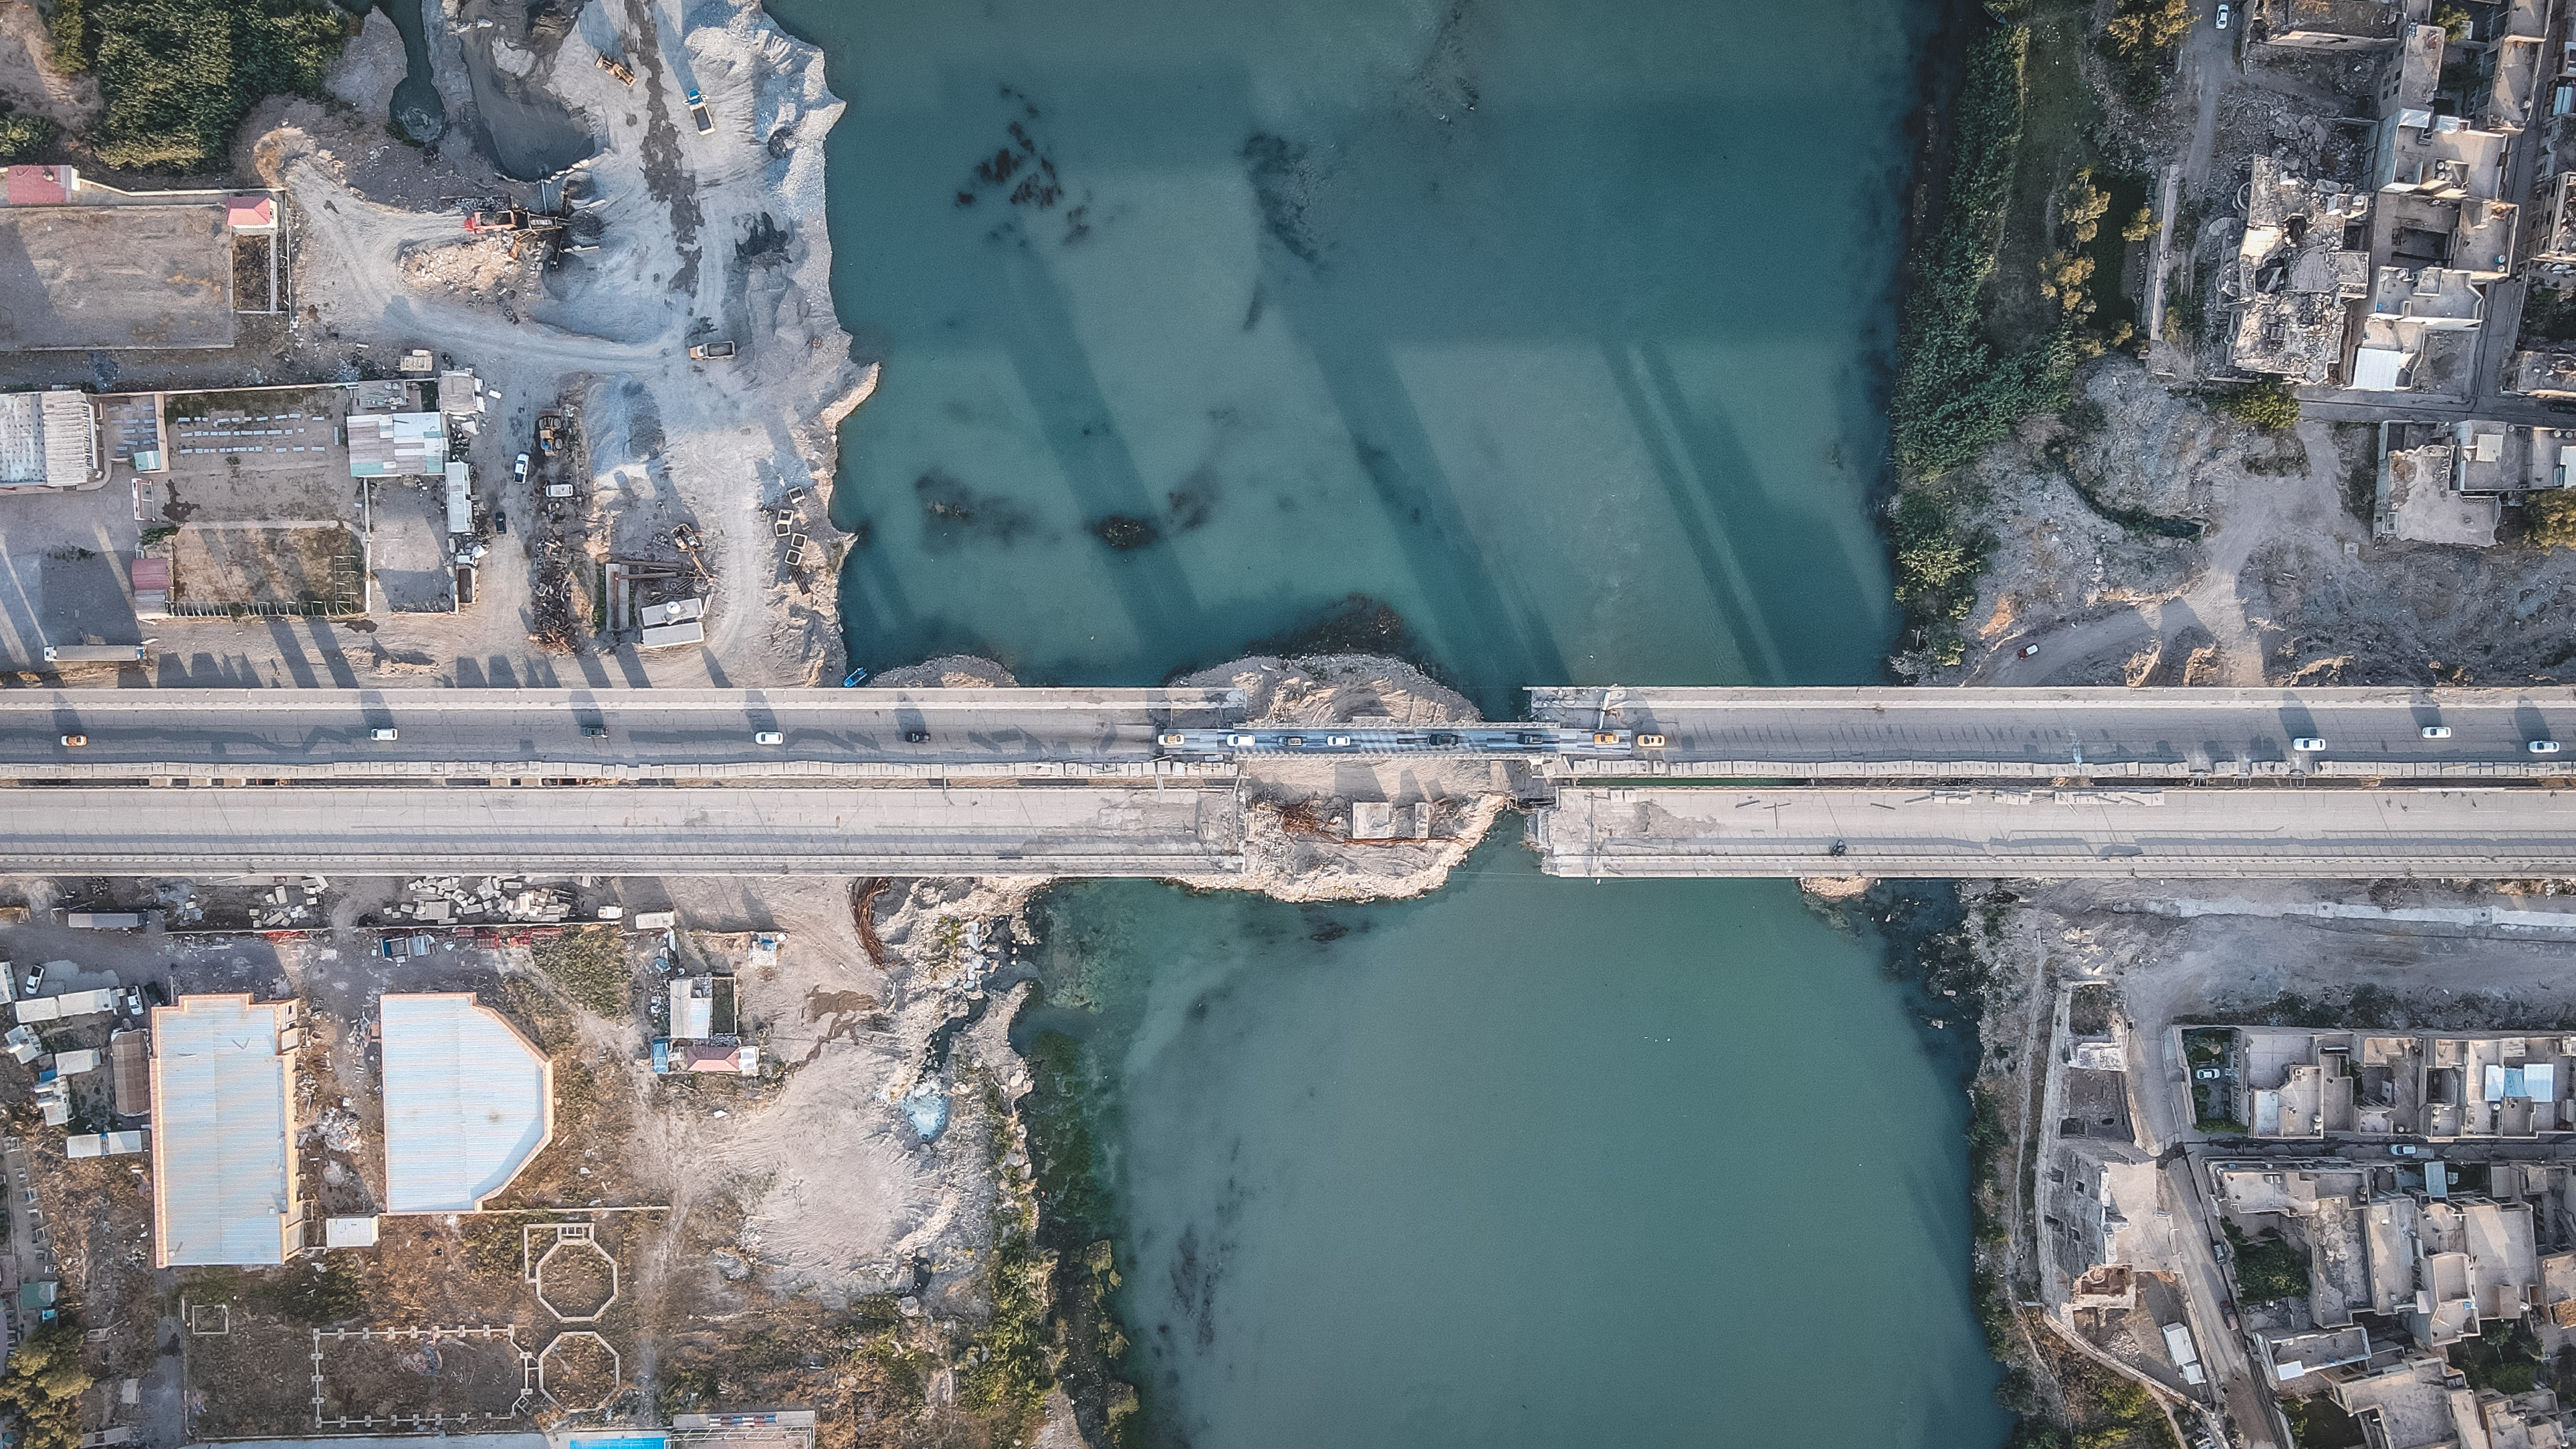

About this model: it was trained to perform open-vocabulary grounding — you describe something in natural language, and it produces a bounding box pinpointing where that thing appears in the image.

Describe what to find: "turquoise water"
[776,0,1912,712]
[1031,832,2003,1448]
[766,0,2000,1442]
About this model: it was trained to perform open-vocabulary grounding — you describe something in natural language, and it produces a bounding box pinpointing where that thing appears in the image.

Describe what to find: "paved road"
[1533,785,2576,878]
[0,687,1241,778]
[18,685,2576,783]
[1527,686,2576,779]
[0,786,1245,876]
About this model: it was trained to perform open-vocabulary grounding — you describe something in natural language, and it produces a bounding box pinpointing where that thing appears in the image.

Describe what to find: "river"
[762,0,2002,1442]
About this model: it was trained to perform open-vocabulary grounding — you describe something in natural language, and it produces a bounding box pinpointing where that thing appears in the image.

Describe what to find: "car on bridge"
[2534,740,2563,754]
[2292,737,2327,752]
[2422,726,2451,739]
[370,728,398,741]
[753,732,784,746]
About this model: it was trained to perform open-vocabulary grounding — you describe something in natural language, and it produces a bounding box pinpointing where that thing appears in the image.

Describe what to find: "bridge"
[7,685,2576,877]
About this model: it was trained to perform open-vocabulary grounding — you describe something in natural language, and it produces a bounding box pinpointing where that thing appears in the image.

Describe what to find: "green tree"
[0,1325,97,1449]
[2121,205,2156,243]
[2436,3,2471,41]
[2059,171,2113,245]
[2528,489,2576,548]
[2105,0,2193,54]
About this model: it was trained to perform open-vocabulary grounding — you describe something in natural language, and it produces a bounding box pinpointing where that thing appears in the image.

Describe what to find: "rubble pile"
[385,875,573,925]
[252,877,330,928]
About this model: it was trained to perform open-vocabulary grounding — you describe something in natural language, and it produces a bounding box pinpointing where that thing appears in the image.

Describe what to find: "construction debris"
[383,876,573,925]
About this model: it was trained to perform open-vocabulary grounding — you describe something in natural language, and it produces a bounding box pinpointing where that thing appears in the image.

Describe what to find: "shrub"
[80,0,353,171]
[2121,205,2155,242]
[2213,380,2300,430]
[2530,489,2576,548]
[0,102,54,163]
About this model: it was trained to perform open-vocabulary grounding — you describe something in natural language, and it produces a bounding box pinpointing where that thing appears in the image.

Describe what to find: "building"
[2352,265,2488,397]
[346,411,447,477]
[0,390,101,491]
[2228,158,2373,383]
[2218,1028,2576,1139]
[2210,1159,2539,1348]
[2331,1357,2576,1448]
[148,995,300,1266]
[2251,0,2408,48]
[378,993,553,1213]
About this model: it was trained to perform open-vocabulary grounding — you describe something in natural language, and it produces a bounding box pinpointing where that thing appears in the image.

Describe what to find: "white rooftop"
[379,993,552,1212]
[149,996,297,1266]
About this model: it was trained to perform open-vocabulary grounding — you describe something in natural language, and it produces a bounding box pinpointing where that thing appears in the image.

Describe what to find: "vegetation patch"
[2224,1220,2312,1303]
[2529,489,2576,549]
[51,0,354,171]
[956,1077,1055,1437]
[1891,24,2074,481]
[2211,380,2301,431]
[531,927,633,1020]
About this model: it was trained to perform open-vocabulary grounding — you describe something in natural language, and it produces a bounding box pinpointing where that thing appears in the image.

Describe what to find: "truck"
[536,413,562,454]
[688,339,736,360]
[685,86,714,134]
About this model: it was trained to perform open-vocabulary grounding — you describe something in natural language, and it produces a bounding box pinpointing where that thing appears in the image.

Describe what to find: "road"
[16,685,2576,782]
[1527,685,2576,779]
[0,786,1245,876]
[1532,785,2576,878]
[0,687,1240,778]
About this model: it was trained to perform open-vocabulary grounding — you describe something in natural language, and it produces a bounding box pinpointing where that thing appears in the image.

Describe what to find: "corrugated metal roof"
[380,994,552,1213]
[110,1030,148,1117]
[149,996,296,1266]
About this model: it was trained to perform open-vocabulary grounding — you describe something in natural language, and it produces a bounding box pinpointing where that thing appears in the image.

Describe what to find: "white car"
[2292,737,2327,752]
[2533,740,2563,755]
[2216,2,2230,29]
[370,728,398,741]
[1225,733,1256,747]
[753,731,784,745]
[512,452,531,483]
[2421,725,2451,739]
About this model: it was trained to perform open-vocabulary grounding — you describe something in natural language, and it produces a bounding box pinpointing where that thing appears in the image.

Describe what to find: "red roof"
[3,166,72,206]
[679,1042,748,1074]
[129,557,171,591]
[223,194,274,229]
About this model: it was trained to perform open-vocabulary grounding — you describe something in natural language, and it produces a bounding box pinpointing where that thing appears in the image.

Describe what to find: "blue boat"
[842,665,868,687]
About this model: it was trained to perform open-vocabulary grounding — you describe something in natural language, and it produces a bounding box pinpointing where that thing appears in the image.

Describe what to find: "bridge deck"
[0,785,1246,876]
[1533,786,2576,879]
